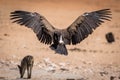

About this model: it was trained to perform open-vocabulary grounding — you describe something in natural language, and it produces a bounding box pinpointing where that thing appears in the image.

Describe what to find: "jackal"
[18,55,34,79]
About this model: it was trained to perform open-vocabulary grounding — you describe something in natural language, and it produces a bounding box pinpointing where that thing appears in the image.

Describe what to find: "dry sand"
[0,0,120,80]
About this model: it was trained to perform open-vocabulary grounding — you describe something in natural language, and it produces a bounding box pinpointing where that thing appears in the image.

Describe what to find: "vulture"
[10,9,112,55]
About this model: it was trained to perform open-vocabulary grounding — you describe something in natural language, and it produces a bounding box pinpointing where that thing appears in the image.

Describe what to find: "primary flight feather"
[10,9,112,55]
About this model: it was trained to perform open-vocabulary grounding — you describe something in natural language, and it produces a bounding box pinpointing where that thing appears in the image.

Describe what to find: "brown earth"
[0,0,120,80]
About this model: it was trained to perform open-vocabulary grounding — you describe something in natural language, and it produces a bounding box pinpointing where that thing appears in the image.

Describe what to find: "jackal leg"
[27,66,33,79]
[21,67,26,78]
[27,66,30,79]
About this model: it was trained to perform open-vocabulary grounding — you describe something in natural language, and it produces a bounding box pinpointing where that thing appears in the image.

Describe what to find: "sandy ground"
[0,0,120,80]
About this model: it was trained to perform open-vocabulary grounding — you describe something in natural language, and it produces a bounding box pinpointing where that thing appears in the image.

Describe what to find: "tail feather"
[56,43,68,55]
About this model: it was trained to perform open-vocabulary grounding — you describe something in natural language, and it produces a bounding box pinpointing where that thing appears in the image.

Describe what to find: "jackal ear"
[17,65,21,69]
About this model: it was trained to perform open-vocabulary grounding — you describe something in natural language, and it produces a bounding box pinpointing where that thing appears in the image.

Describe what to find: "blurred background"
[0,0,120,79]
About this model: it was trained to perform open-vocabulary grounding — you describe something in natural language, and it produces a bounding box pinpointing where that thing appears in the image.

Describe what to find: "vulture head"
[10,9,112,55]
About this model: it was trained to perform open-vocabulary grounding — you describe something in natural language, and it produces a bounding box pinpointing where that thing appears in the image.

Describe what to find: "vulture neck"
[59,35,64,44]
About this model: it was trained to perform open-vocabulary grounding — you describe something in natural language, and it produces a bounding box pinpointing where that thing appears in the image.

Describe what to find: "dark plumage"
[10,9,112,55]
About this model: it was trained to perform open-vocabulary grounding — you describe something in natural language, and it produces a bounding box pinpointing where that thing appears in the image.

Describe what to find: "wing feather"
[10,10,55,44]
[67,9,112,45]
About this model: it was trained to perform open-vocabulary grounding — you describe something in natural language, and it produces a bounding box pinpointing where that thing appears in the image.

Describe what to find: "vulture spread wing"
[10,9,112,55]
[66,9,112,45]
[10,10,55,44]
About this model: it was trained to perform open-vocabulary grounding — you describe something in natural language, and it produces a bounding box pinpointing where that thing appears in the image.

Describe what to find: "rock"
[38,64,43,69]
[38,63,46,69]
[118,76,120,79]
[0,60,5,64]
[59,62,66,67]
[110,76,116,80]
[58,62,70,71]
[43,58,52,66]
[0,77,6,80]
[60,67,69,71]
[4,33,9,36]
[105,32,115,43]
[43,58,58,72]
[99,71,108,76]
[10,60,18,65]
[45,66,56,72]
[75,66,79,70]
[0,60,9,66]
[44,58,58,68]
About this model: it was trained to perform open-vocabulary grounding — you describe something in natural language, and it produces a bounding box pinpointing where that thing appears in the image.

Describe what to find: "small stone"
[45,66,56,73]
[60,67,69,71]
[4,33,9,36]
[99,71,108,76]
[110,76,116,80]
[58,62,67,67]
